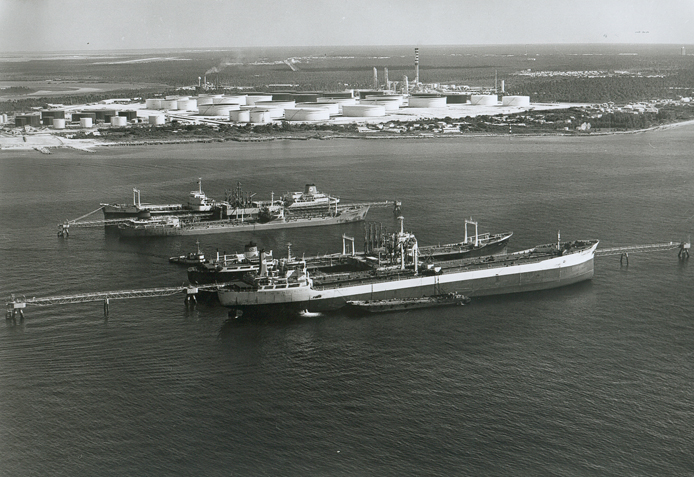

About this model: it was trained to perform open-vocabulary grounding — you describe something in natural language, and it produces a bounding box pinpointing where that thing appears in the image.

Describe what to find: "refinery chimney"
[414,48,419,85]
[373,67,378,90]
[682,46,687,56]
[384,67,389,91]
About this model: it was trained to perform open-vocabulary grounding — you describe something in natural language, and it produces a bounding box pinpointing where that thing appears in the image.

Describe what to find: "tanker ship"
[217,218,598,316]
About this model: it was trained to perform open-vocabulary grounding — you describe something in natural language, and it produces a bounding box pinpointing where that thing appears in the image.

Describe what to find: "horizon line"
[3,42,692,56]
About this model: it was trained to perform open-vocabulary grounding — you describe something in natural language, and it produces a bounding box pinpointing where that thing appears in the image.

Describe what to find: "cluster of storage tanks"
[10,92,532,129]
[137,90,531,124]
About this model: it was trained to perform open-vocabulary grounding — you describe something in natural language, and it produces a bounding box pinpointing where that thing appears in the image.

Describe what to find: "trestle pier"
[596,241,690,265]
[5,283,224,323]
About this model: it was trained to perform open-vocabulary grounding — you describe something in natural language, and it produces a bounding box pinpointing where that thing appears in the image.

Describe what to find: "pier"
[595,241,690,265]
[5,283,224,323]
[7,239,689,324]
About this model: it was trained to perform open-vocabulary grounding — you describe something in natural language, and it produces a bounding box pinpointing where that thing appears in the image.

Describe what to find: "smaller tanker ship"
[186,218,511,284]
[217,217,598,317]
[92,179,384,237]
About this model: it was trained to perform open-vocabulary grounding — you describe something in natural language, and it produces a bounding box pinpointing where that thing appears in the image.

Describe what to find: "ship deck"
[310,241,596,290]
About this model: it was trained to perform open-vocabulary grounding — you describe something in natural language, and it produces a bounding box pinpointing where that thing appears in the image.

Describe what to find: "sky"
[1,0,693,53]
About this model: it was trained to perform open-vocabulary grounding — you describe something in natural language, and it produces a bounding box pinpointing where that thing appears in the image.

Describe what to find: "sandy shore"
[2,118,694,153]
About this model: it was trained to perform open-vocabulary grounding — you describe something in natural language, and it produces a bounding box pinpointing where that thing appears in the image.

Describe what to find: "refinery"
[2,48,545,135]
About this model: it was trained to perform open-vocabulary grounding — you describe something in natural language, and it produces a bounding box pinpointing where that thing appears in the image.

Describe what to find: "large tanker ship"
[217,218,598,316]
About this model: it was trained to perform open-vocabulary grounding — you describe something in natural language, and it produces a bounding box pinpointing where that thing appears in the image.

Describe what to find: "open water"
[1,129,693,476]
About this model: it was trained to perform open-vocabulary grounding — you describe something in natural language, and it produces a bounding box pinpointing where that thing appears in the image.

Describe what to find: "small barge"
[346,293,471,313]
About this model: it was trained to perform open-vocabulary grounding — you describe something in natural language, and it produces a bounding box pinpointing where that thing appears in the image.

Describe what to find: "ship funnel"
[259,250,268,277]
[244,241,258,260]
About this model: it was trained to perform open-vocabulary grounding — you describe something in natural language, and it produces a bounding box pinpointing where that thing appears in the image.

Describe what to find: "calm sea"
[1,129,693,476]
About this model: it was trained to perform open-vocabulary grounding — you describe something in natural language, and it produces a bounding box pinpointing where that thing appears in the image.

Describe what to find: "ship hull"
[118,207,369,238]
[420,232,513,261]
[218,243,598,314]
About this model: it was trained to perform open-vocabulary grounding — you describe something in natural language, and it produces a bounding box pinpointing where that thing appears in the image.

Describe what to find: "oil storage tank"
[145,99,162,109]
[360,96,402,111]
[471,94,499,106]
[52,118,66,129]
[229,110,251,122]
[245,95,273,106]
[161,99,178,110]
[149,115,165,125]
[196,96,214,106]
[110,116,127,127]
[342,104,386,117]
[284,108,330,121]
[317,97,355,113]
[176,99,198,111]
[444,93,471,104]
[501,95,530,107]
[408,96,447,108]
[296,102,339,115]
[249,109,272,124]
[80,117,93,128]
[198,104,240,116]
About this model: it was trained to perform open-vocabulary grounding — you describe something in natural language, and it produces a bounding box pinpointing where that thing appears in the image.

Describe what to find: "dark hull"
[419,233,512,261]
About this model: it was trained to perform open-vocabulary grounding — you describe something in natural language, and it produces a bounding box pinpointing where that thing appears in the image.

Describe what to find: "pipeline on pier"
[5,283,225,323]
[595,240,690,265]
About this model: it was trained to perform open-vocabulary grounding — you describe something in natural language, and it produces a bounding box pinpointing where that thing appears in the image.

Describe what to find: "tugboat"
[169,240,205,265]
[346,293,471,314]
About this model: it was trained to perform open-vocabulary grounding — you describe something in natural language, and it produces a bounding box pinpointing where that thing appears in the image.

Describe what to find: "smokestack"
[501,79,505,93]
[414,48,419,85]
[198,76,201,87]
[682,46,687,56]
[260,251,268,277]
[373,67,378,90]
[384,67,389,91]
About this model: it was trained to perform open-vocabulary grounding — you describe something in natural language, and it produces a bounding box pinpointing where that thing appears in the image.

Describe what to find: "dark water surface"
[1,130,693,476]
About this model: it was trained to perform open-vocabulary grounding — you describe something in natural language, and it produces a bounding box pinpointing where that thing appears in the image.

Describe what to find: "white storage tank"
[501,95,531,107]
[160,99,178,110]
[284,108,331,121]
[176,99,198,111]
[110,116,127,127]
[342,104,386,117]
[224,95,248,106]
[198,104,240,116]
[149,115,165,125]
[317,97,355,113]
[229,110,251,122]
[246,95,273,106]
[471,94,499,106]
[361,95,404,107]
[249,109,272,124]
[296,102,339,115]
[145,98,162,109]
[360,97,401,111]
[255,100,296,110]
[196,96,214,106]
[408,96,447,108]
[80,117,93,128]
[52,118,66,129]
